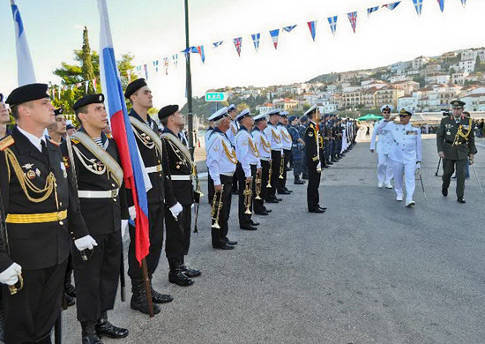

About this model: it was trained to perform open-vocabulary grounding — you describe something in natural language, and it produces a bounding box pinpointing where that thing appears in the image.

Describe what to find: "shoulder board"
[71,137,80,144]
[0,135,14,151]
[48,138,60,147]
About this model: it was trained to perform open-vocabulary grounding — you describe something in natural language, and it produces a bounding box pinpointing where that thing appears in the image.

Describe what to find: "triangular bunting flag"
[437,0,445,12]
[251,33,261,51]
[283,25,297,33]
[367,6,380,16]
[163,57,169,75]
[197,45,205,63]
[233,37,242,57]
[382,1,401,10]
[269,29,280,49]
[143,64,148,80]
[412,0,423,15]
[212,41,223,48]
[460,0,466,6]
[328,16,338,35]
[347,11,358,33]
[153,60,159,72]
[307,21,316,42]
[172,54,178,67]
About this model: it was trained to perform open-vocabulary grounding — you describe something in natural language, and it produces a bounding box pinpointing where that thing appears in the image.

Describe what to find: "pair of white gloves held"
[0,262,22,285]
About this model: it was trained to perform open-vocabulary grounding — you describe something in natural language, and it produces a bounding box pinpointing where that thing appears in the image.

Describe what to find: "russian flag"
[269,29,280,50]
[10,0,36,85]
[97,0,150,265]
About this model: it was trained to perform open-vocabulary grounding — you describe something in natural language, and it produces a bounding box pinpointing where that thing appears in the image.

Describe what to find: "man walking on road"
[370,105,394,189]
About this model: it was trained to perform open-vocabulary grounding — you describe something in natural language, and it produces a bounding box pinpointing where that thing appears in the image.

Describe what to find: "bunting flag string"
[163,57,169,75]
[328,16,338,35]
[367,6,380,16]
[212,41,223,48]
[413,0,423,15]
[347,11,358,33]
[437,0,445,12]
[307,21,316,42]
[382,1,401,10]
[283,25,297,33]
[251,33,261,51]
[233,37,242,56]
[269,29,280,49]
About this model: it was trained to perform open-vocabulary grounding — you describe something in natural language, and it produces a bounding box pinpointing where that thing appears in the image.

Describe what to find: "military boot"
[95,311,129,339]
[180,256,201,278]
[81,321,103,344]
[130,279,161,315]
[168,258,194,287]
[150,279,174,304]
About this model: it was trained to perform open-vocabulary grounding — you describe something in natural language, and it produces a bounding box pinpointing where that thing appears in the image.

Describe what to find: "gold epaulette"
[71,137,80,144]
[0,135,14,151]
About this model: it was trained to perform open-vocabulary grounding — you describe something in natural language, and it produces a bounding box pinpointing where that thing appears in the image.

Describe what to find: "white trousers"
[391,159,416,202]
[377,151,393,184]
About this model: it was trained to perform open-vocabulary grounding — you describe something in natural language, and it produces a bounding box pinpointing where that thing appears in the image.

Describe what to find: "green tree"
[81,27,95,93]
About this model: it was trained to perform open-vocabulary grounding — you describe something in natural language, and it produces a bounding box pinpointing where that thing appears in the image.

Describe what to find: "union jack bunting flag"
[347,11,358,33]
[233,37,242,56]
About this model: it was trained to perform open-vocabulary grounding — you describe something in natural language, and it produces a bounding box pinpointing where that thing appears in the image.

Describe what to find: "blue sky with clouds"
[2,0,485,107]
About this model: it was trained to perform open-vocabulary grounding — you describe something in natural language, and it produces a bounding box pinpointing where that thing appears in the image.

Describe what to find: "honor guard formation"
[0,78,480,344]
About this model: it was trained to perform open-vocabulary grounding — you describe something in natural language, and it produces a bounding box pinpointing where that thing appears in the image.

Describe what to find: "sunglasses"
[399,115,410,118]
[382,110,390,114]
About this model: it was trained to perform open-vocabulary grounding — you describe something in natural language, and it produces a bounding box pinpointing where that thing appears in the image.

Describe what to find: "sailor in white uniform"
[370,105,395,189]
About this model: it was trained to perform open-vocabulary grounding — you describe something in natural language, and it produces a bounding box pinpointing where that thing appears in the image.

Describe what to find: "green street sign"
[205,92,226,102]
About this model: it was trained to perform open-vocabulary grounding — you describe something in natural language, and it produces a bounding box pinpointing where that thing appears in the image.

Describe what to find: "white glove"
[169,202,183,218]
[0,263,22,286]
[121,219,129,239]
[316,162,321,171]
[74,235,98,251]
[416,162,421,170]
[128,206,136,221]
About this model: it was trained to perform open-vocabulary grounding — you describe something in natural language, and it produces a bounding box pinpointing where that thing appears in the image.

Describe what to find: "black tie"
[41,140,48,156]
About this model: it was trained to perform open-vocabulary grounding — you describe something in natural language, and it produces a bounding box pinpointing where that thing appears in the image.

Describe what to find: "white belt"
[221,172,234,177]
[260,157,271,161]
[170,175,192,181]
[146,165,162,174]
[78,189,119,199]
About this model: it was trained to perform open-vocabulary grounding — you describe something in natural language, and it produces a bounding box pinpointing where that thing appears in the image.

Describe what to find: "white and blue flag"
[10,0,36,85]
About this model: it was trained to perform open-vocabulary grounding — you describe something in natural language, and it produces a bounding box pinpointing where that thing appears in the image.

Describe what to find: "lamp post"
[184,0,194,158]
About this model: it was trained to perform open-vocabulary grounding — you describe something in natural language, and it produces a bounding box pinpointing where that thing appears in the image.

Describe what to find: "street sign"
[205,92,226,102]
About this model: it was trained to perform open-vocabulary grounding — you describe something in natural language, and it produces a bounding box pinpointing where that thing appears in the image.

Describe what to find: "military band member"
[278,112,293,194]
[0,83,94,343]
[251,114,272,215]
[377,109,422,207]
[304,105,325,213]
[225,104,240,194]
[0,94,10,139]
[437,100,477,203]
[158,105,201,287]
[287,115,305,184]
[206,108,238,250]
[263,110,284,203]
[205,121,215,204]
[235,109,260,231]
[124,78,182,315]
[370,105,394,189]
[64,94,129,343]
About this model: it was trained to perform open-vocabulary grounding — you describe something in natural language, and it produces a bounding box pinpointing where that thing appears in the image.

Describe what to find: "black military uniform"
[158,105,201,287]
[0,84,89,344]
[304,106,325,213]
[436,100,478,202]
[62,94,129,342]
[125,79,177,315]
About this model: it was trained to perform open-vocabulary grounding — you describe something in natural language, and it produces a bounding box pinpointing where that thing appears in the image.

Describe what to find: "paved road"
[62,138,484,344]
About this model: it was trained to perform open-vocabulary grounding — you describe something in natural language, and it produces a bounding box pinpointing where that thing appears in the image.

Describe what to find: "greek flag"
[437,0,445,12]
[328,16,338,35]
[367,6,380,16]
[251,33,261,51]
[283,25,297,33]
[10,0,36,85]
[212,41,223,48]
[412,0,423,15]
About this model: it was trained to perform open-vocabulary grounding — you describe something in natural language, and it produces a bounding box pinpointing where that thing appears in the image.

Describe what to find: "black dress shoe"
[240,225,258,231]
[277,190,291,195]
[284,187,293,193]
[224,238,238,245]
[309,208,325,213]
[181,265,201,278]
[213,243,235,250]
[96,321,129,339]
[457,198,466,203]
[294,179,305,184]
[264,208,272,213]
[318,206,327,211]
[250,220,260,226]
[82,334,103,344]
[151,289,174,304]
[442,187,448,197]
[326,161,333,165]
[254,210,269,216]
[169,270,194,286]
[265,198,279,203]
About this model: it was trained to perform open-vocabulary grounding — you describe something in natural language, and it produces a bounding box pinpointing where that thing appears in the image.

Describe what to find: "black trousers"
[207,168,214,205]
[307,163,322,211]
[281,149,291,190]
[236,163,255,227]
[442,158,467,199]
[211,175,233,247]
[128,202,164,280]
[73,231,121,322]
[64,253,73,287]
[267,150,281,200]
[165,204,192,259]
[255,160,270,212]
[3,260,68,343]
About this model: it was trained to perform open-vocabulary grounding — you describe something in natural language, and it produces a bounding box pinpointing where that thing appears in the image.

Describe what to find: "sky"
[1,0,485,108]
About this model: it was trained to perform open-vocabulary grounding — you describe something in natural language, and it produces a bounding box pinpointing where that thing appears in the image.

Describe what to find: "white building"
[461,93,485,111]
[397,96,418,113]
[458,59,476,73]
[461,49,478,61]
[412,56,430,70]
[425,74,450,85]
[451,72,468,85]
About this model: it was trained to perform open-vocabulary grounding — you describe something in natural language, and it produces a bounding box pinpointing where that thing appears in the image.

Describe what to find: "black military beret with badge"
[73,94,105,111]
[158,105,179,120]
[124,78,147,99]
[6,83,50,107]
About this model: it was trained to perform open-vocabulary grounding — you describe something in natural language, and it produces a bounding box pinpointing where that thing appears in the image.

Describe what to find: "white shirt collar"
[17,126,46,152]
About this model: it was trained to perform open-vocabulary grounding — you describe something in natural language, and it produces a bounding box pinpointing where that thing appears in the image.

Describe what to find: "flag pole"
[141,259,154,317]
[184,0,194,159]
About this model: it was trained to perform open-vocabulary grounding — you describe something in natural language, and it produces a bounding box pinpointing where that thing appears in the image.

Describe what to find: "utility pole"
[184,0,194,158]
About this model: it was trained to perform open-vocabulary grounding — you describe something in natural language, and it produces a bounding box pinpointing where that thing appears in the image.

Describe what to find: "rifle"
[435,157,441,177]
[120,242,126,302]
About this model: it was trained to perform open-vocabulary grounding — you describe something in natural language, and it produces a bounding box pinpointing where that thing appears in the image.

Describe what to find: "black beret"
[450,100,465,108]
[6,83,49,107]
[158,105,179,120]
[0,93,3,102]
[54,108,63,116]
[125,78,147,99]
[73,93,105,111]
